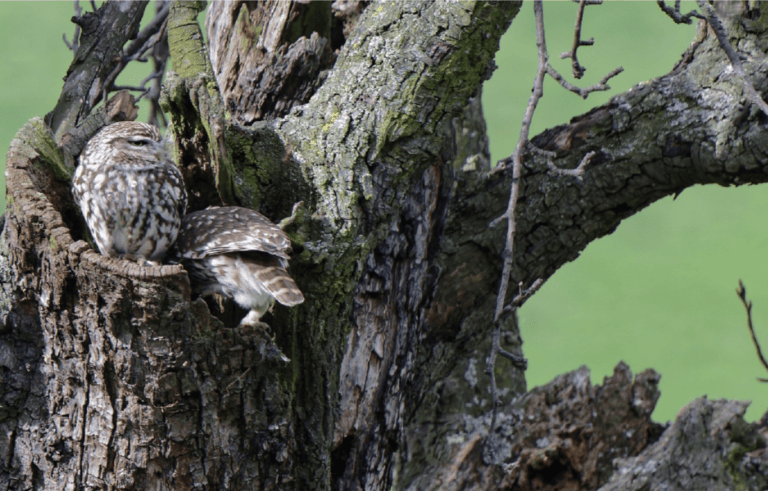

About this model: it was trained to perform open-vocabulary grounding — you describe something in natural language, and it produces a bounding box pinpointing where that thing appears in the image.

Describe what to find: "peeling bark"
[206,0,336,123]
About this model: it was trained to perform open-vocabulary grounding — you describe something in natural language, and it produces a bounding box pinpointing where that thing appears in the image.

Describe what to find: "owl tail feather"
[256,267,305,307]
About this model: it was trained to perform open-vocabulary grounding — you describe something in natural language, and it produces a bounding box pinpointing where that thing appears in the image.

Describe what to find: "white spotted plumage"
[72,122,187,263]
[172,206,304,323]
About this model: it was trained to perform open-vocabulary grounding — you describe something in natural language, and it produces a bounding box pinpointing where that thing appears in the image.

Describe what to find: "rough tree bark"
[2,1,768,490]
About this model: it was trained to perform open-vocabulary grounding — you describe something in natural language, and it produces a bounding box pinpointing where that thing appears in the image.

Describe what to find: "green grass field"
[485,1,768,422]
[2,2,767,423]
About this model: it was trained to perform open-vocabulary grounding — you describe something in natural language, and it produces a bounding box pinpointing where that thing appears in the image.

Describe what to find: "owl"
[172,206,304,325]
[72,122,187,263]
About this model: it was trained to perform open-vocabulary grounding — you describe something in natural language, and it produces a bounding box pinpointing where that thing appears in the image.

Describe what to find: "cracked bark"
[2,1,768,490]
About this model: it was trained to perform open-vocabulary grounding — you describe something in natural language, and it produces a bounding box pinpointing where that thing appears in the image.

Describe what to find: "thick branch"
[696,0,768,118]
[45,1,147,140]
[435,10,768,322]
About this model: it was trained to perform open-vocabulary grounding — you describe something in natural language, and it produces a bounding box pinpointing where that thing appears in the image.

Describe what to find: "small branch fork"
[485,0,621,453]
[65,1,171,128]
[532,146,596,180]
[104,1,171,128]
[560,0,603,79]
[63,0,84,53]
[656,0,704,25]
[735,281,768,383]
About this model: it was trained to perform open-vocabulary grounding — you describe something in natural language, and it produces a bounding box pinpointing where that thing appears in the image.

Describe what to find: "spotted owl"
[172,206,304,324]
[72,121,187,263]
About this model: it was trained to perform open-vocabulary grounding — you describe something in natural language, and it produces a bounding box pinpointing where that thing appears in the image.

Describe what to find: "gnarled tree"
[2,1,768,490]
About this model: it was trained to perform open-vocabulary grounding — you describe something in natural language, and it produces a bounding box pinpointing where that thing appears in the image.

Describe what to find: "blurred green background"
[1,2,767,423]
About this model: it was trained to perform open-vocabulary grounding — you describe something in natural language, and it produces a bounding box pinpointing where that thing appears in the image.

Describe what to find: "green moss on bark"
[167,1,210,80]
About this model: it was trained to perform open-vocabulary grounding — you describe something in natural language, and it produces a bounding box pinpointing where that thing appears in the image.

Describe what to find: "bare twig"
[485,0,622,453]
[502,278,545,315]
[736,280,768,383]
[560,0,598,79]
[531,146,596,180]
[657,0,704,24]
[111,85,151,93]
[126,1,171,60]
[146,2,170,129]
[102,2,171,108]
[695,0,768,119]
[547,65,624,100]
[487,0,553,451]
[63,1,83,53]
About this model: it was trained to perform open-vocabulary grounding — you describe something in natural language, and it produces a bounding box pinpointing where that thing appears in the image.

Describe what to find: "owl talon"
[238,311,273,337]
[239,309,268,328]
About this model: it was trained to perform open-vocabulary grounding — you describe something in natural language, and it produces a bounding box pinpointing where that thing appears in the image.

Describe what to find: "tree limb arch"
[439,5,768,320]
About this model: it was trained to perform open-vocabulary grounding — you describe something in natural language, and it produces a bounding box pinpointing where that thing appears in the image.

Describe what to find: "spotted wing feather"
[175,207,291,260]
[173,206,304,319]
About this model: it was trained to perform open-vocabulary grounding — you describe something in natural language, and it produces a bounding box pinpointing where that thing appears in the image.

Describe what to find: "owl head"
[82,121,167,167]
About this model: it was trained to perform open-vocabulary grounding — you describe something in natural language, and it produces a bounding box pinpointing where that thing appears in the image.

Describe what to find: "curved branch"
[406,9,768,485]
[437,9,768,322]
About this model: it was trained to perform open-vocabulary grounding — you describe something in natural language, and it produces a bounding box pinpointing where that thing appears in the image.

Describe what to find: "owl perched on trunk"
[72,122,187,263]
[172,206,304,325]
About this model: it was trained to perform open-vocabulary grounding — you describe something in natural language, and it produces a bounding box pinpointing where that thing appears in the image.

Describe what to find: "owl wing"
[176,206,291,260]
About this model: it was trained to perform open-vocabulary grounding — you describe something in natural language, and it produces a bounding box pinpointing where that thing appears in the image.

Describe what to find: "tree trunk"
[2,1,768,490]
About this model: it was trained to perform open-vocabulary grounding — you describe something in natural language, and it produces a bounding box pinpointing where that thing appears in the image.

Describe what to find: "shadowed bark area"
[402,363,664,491]
[4,1,768,490]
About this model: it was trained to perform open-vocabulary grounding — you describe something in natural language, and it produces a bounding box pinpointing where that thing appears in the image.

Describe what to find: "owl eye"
[128,138,152,147]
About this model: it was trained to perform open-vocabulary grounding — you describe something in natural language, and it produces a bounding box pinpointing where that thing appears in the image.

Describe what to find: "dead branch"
[560,0,600,79]
[46,2,148,139]
[62,0,83,53]
[530,146,596,180]
[661,0,768,119]
[486,0,623,454]
[547,65,624,100]
[102,2,170,106]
